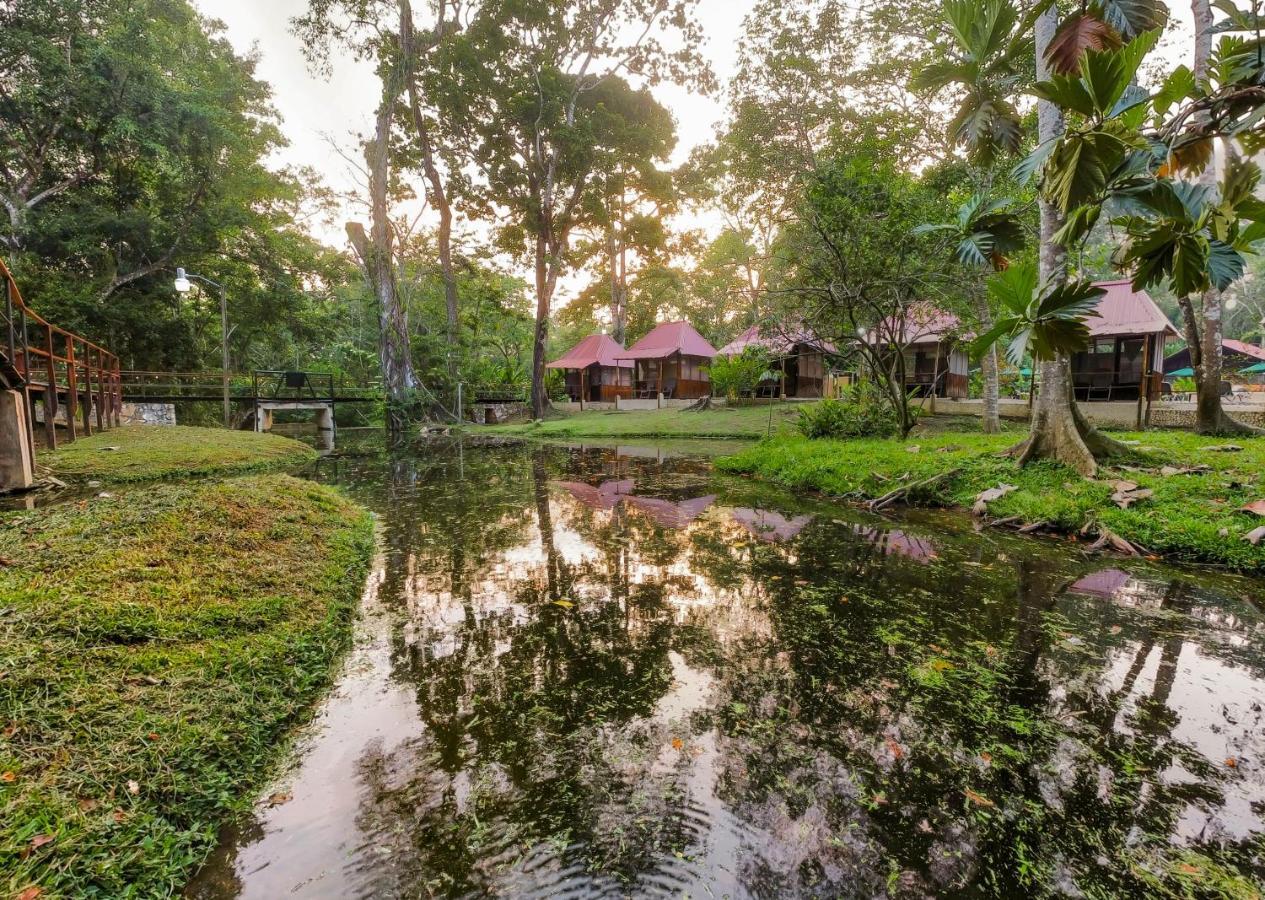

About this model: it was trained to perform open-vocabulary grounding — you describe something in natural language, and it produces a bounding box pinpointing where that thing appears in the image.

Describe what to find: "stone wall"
[474,401,529,424]
[120,402,176,426]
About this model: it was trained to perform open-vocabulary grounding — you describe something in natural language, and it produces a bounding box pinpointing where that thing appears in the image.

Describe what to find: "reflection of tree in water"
[337,443,1265,897]
[352,448,711,895]
[686,514,1265,896]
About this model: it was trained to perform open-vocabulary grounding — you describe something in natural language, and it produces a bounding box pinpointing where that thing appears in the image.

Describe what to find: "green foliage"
[795,383,903,439]
[709,347,776,398]
[0,475,373,896]
[973,261,1105,364]
[913,193,1026,270]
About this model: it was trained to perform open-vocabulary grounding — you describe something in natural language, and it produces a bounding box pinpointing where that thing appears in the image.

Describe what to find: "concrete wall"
[555,401,616,413]
[931,397,1265,429]
[120,402,176,426]
[475,401,529,424]
[614,396,700,411]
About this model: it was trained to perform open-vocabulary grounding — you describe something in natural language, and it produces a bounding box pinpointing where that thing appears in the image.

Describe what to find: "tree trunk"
[530,231,552,419]
[1008,3,1129,476]
[347,78,417,431]
[399,0,459,375]
[1187,0,1259,434]
[974,293,1001,433]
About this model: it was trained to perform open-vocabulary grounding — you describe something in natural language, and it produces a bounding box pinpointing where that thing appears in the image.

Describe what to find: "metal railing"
[1,256,121,454]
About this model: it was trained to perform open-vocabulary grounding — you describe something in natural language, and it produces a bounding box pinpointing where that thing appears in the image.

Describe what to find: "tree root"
[682,396,714,412]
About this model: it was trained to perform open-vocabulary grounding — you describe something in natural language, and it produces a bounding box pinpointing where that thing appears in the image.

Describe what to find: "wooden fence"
[1,257,122,455]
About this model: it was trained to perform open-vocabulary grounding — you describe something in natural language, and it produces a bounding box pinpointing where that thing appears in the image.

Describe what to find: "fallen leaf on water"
[1242,500,1265,517]
[671,738,684,751]
[126,779,140,795]
[964,789,995,807]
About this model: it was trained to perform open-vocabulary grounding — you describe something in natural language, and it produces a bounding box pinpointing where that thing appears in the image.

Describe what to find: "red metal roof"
[546,333,632,370]
[717,324,838,357]
[871,305,966,346]
[617,321,718,360]
[1223,338,1265,362]
[1089,280,1179,338]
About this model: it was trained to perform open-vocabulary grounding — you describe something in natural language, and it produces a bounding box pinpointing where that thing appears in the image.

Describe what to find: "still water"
[188,435,1265,898]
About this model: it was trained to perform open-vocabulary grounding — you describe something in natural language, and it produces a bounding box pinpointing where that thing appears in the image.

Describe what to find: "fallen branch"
[865,468,961,511]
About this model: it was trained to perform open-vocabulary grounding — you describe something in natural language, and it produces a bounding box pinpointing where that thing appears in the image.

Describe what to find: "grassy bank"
[718,430,1265,571]
[492,403,804,440]
[42,425,318,483]
[0,476,374,897]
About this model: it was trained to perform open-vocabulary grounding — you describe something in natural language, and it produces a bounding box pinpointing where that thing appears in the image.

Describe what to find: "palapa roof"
[546,333,633,370]
[717,324,838,358]
[1088,280,1179,338]
[617,320,717,361]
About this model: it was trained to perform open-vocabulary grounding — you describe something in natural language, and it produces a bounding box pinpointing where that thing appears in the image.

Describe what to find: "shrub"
[796,382,904,439]
[710,346,776,397]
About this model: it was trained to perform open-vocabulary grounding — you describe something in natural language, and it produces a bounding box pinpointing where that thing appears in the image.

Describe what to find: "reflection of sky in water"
[187,441,1265,900]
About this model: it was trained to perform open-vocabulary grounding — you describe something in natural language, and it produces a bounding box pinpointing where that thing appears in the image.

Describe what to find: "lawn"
[0,476,374,897]
[718,429,1265,571]
[40,425,318,483]
[490,402,805,439]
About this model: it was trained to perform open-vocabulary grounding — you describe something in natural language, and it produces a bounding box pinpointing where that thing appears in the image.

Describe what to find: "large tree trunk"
[1184,0,1261,434]
[1009,4,1128,475]
[347,78,418,432]
[530,231,552,419]
[974,293,1001,433]
[399,0,460,375]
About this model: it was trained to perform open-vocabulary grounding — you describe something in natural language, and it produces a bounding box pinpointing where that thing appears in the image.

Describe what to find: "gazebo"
[1071,280,1178,402]
[716,324,837,398]
[617,321,718,400]
[546,334,633,404]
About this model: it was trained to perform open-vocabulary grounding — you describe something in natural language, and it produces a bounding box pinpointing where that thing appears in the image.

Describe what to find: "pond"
[187,435,1265,898]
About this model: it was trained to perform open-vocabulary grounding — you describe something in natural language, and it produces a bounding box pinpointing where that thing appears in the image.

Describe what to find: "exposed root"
[682,396,714,412]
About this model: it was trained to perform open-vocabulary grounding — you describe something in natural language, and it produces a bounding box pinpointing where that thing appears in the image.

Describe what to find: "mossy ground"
[0,475,374,898]
[490,402,805,439]
[718,428,1265,571]
[41,425,317,483]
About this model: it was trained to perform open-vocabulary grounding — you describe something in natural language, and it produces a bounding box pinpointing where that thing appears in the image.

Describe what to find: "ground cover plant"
[0,476,374,897]
[40,425,317,483]
[494,403,804,440]
[719,428,1265,570]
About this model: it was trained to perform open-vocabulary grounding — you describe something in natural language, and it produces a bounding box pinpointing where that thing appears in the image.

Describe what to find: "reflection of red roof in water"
[853,526,938,562]
[554,479,635,511]
[624,494,717,529]
[1069,568,1132,598]
[730,508,813,542]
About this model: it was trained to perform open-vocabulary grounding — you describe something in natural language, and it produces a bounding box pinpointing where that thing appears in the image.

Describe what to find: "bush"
[710,346,776,397]
[796,382,904,439]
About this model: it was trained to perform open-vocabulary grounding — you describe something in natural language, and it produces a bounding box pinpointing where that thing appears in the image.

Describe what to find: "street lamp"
[174,267,231,428]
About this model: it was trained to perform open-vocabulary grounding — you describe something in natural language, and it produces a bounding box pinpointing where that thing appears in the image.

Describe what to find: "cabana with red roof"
[1072,280,1179,402]
[546,334,633,403]
[617,321,718,400]
[1164,338,1265,381]
[717,324,838,398]
[868,307,969,399]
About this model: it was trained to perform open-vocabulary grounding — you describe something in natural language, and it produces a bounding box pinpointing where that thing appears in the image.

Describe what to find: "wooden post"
[580,367,586,411]
[1137,332,1152,430]
[78,341,92,437]
[43,324,57,449]
[94,347,106,431]
[64,333,78,442]
[656,356,664,407]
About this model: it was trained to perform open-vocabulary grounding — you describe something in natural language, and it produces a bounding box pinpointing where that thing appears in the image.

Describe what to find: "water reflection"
[187,438,1265,898]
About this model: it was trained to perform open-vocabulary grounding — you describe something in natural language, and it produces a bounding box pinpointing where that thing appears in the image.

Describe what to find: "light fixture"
[174,267,192,293]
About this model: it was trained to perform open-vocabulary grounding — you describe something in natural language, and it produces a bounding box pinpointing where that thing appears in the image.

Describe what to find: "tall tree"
[435,0,707,417]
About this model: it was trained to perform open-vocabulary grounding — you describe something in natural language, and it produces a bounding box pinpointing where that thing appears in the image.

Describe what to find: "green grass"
[41,425,318,483]
[717,428,1265,571]
[491,403,805,439]
[0,476,374,898]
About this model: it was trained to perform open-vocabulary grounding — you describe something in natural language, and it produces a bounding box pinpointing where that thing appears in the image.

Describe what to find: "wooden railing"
[1,257,121,454]
[118,370,382,402]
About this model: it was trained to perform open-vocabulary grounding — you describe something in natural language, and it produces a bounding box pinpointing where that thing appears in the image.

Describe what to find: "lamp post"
[174,267,230,427]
